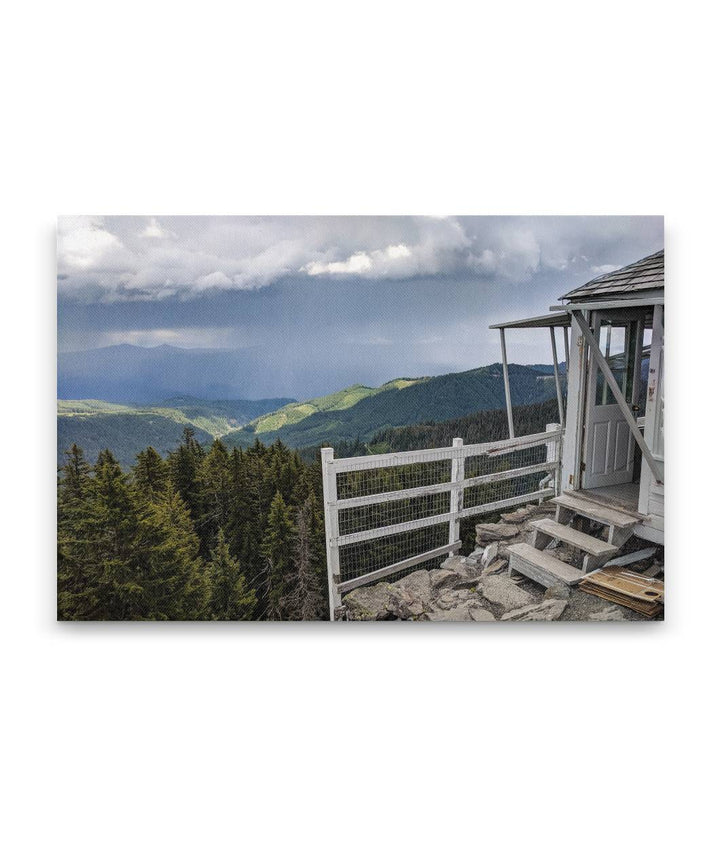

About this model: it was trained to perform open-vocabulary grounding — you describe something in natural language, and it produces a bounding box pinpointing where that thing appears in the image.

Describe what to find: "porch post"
[550,326,565,427]
[571,310,663,484]
[499,328,515,438]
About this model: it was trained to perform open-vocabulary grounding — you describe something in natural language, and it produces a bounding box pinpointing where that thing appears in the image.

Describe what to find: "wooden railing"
[321,424,562,619]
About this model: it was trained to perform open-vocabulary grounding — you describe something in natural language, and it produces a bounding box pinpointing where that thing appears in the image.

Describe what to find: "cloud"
[591,263,620,275]
[139,217,177,239]
[57,215,663,302]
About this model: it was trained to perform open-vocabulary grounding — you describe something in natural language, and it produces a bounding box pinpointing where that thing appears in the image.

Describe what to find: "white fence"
[321,424,563,620]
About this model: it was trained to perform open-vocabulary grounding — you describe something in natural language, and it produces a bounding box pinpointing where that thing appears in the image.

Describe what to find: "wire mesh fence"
[321,425,562,619]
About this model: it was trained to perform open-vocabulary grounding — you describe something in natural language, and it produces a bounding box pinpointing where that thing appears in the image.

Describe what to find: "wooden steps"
[550,493,639,529]
[529,519,619,574]
[506,542,585,587]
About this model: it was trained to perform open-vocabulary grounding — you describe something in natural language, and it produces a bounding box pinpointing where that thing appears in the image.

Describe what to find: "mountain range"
[57,362,564,468]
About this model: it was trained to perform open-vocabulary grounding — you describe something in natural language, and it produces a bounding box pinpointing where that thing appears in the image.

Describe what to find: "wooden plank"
[463,460,558,489]
[600,547,657,568]
[506,542,585,586]
[551,493,640,529]
[336,541,462,594]
[334,479,454,510]
[459,487,555,519]
[529,518,618,558]
[335,511,454,547]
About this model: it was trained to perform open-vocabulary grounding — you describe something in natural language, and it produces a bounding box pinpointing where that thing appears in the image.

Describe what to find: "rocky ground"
[342,502,664,622]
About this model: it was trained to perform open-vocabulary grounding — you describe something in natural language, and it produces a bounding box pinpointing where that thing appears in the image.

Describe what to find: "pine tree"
[207,529,257,620]
[284,491,327,620]
[57,444,93,619]
[133,447,168,500]
[134,488,208,619]
[260,491,296,620]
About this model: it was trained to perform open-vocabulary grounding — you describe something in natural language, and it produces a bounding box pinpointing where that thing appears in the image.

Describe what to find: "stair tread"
[530,518,618,557]
[506,542,585,585]
[551,493,639,528]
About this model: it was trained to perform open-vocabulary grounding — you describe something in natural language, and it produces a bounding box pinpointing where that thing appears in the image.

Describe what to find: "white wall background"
[2,2,716,854]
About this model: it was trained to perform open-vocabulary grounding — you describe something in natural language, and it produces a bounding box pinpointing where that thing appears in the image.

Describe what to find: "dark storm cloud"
[57,216,663,398]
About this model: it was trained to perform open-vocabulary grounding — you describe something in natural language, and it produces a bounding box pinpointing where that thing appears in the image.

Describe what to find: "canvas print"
[57,216,665,621]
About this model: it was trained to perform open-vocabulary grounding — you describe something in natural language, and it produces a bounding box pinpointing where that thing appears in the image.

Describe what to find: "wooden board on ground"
[579,566,664,617]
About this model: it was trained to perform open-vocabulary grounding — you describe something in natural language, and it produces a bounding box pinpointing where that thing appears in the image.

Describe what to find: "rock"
[436,591,458,610]
[588,606,626,621]
[392,569,432,619]
[501,508,533,524]
[476,575,533,611]
[343,583,395,621]
[501,599,568,621]
[481,542,499,568]
[427,603,473,621]
[440,555,472,573]
[430,568,463,590]
[475,522,520,544]
[482,559,508,576]
[468,604,496,622]
[468,548,485,562]
[544,582,572,601]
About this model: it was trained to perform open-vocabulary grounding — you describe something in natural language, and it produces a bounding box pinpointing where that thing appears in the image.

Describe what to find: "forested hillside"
[57,396,293,468]
[223,363,562,449]
[57,430,327,621]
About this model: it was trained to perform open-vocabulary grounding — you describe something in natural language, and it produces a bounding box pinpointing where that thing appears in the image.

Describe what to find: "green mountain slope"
[58,411,215,469]
[222,363,561,450]
[225,378,423,443]
[57,395,294,468]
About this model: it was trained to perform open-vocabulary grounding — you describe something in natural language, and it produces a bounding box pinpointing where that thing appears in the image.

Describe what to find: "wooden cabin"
[490,250,664,578]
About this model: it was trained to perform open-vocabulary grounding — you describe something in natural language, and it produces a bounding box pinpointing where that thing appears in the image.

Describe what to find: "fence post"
[449,437,464,554]
[321,447,342,621]
[545,423,561,496]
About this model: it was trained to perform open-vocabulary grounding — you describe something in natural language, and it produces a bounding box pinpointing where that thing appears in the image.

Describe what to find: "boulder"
[476,575,533,611]
[481,542,499,568]
[500,598,568,621]
[430,568,463,590]
[501,508,533,524]
[482,559,508,576]
[544,582,572,602]
[343,583,395,621]
[475,522,520,544]
[392,569,432,619]
[427,603,473,621]
[468,604,496,622]
[440,555,473,573]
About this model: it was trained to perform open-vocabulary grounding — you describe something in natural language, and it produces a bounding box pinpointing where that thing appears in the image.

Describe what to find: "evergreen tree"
[207,529,257,620]
[260,491,296,620]
[133,447,168,500]
[134,488,208,619]
[284,491,327,620]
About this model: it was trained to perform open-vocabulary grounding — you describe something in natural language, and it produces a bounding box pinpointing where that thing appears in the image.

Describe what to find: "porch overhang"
[551,292,664,313]
[488,311,570,438]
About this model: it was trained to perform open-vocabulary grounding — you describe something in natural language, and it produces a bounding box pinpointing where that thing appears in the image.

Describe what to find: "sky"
[57,215,663,399]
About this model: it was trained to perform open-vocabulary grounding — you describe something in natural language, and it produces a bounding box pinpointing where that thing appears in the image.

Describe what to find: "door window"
[595,321,635,406]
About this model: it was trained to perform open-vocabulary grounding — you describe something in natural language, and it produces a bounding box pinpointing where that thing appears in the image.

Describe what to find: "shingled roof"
[560,249,664,301]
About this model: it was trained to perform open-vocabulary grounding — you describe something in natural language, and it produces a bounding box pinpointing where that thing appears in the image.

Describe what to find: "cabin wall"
[637,304,664,542]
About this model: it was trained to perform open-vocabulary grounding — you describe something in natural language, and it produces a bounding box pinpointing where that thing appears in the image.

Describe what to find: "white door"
[582,310,646,489]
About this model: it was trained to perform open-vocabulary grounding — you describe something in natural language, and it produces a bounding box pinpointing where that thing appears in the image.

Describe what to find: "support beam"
[563,324,570,370]
[571,310,663,484]
[499,328,515,438]
[549,326,565,426]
